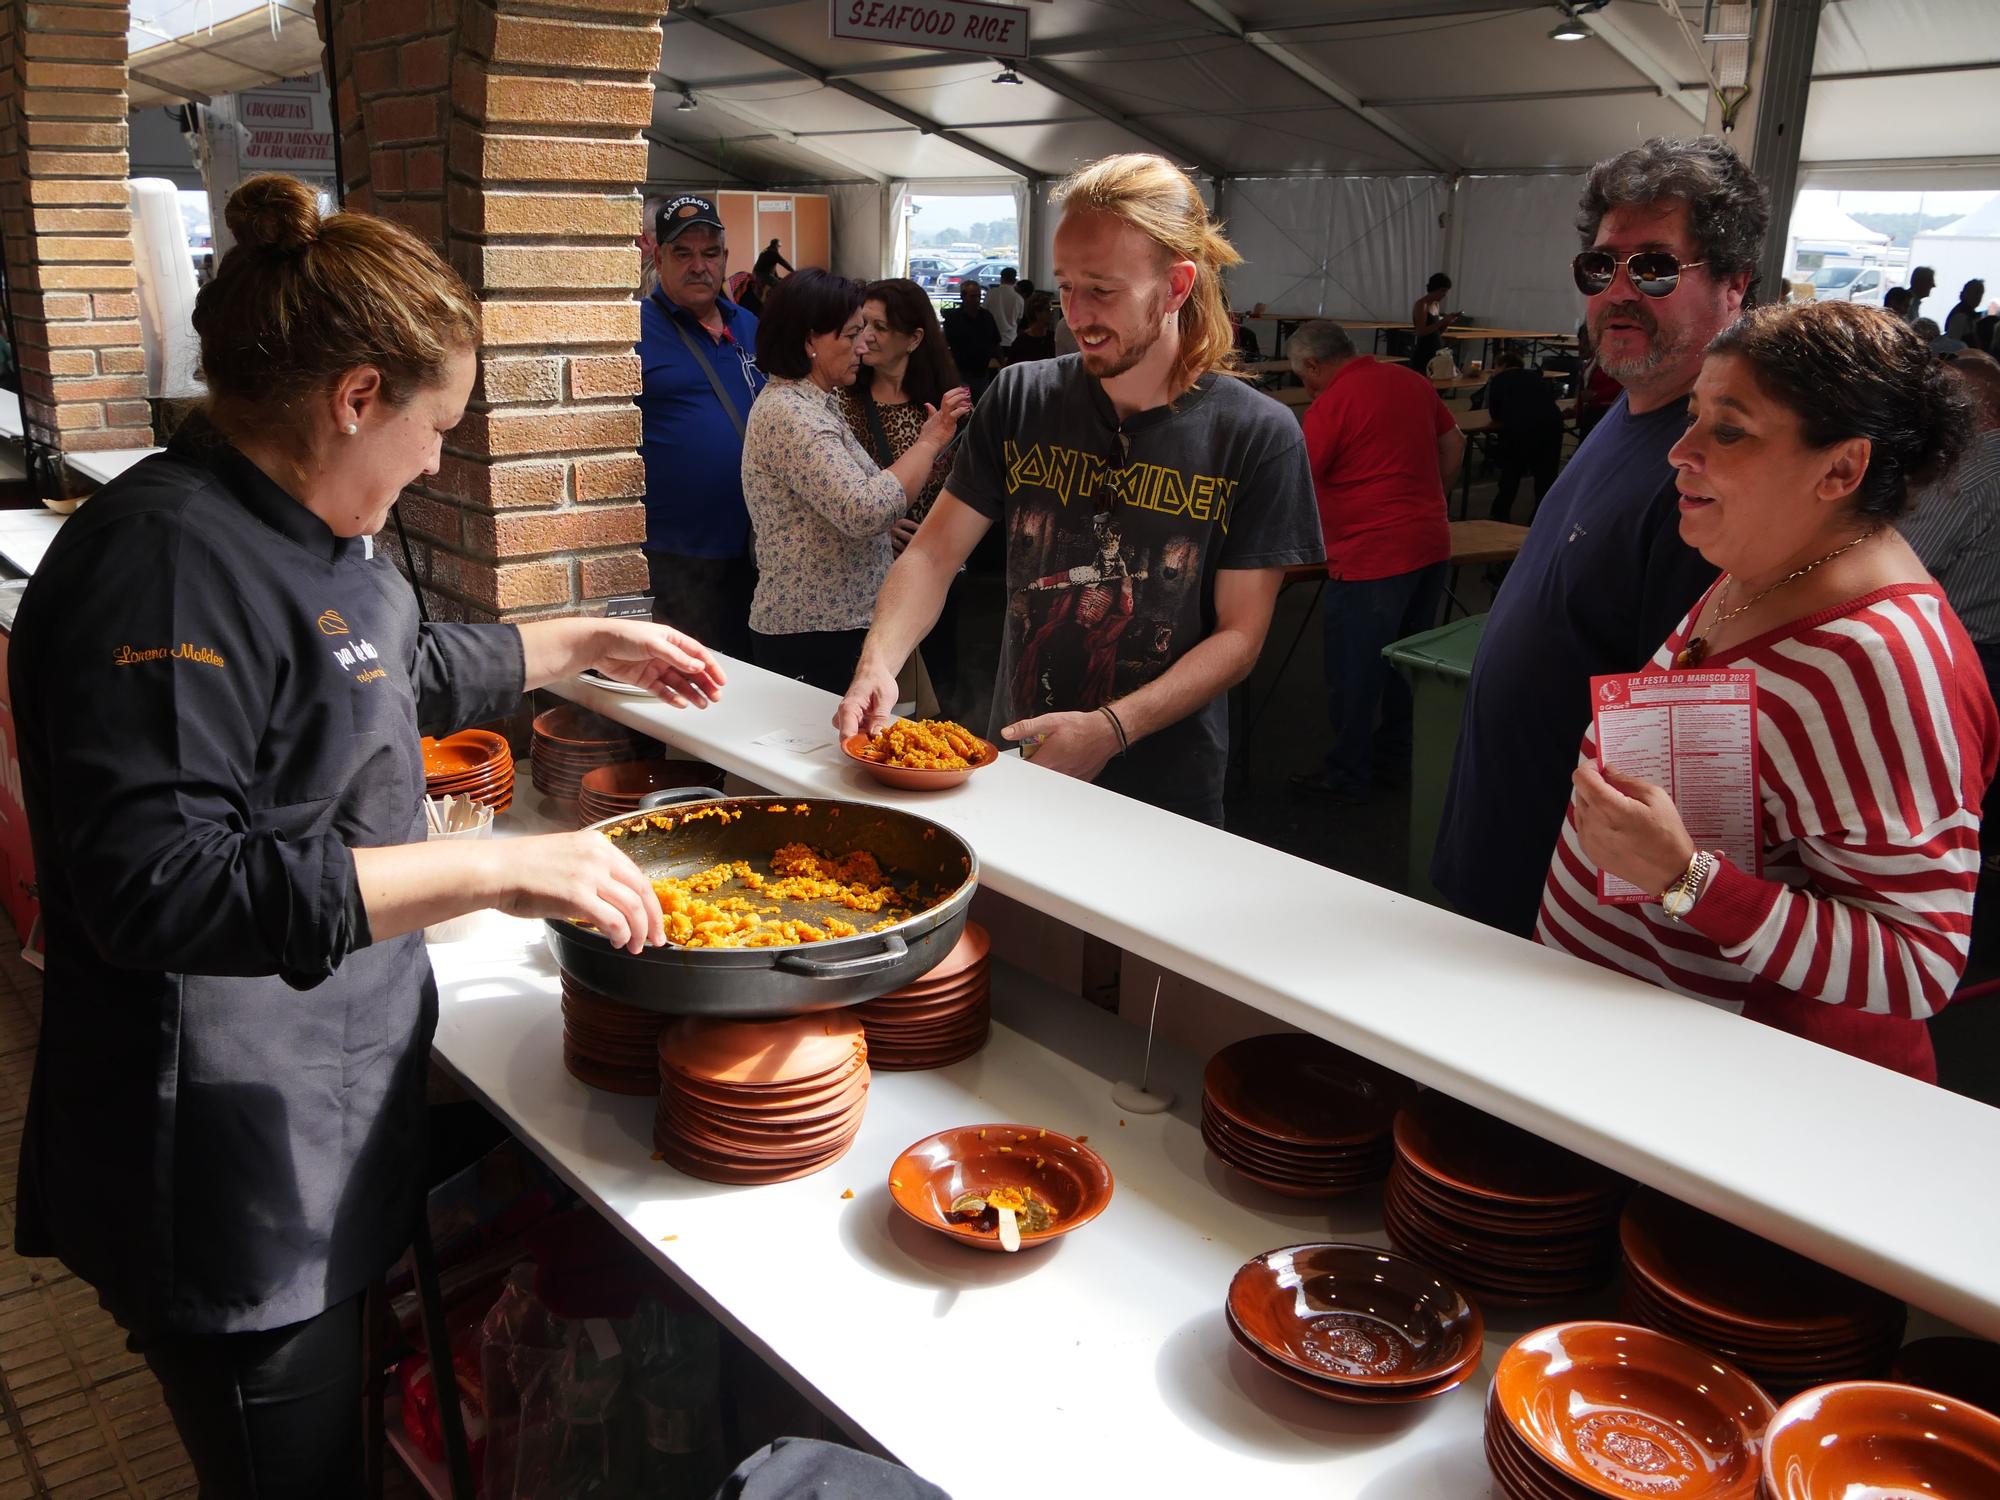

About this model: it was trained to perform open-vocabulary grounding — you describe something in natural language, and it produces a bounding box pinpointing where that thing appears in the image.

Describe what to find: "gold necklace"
[1675,528,1880,668]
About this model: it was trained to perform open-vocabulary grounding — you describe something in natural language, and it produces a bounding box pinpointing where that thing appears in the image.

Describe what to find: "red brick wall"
[0,0,154,466]
[317,0,659,624]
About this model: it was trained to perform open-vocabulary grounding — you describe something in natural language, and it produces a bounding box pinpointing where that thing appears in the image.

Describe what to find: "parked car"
[905,256,952,289]
[937,258,1018,292]
[1806,264,1891,307]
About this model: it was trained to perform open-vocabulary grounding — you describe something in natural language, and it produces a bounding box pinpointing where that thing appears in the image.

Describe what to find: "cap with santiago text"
[656,194,724,243]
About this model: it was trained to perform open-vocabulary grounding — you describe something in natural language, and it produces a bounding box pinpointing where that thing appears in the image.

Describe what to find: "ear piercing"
[343,423,358,435]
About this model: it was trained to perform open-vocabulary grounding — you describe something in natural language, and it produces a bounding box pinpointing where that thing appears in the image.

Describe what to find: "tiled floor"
[0,940,198,1500]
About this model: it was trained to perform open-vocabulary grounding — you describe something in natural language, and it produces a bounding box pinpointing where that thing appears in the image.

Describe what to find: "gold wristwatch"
[1660,850,1718,922]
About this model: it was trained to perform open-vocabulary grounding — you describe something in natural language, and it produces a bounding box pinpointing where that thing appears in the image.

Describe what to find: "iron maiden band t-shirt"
[946,354,1322,819]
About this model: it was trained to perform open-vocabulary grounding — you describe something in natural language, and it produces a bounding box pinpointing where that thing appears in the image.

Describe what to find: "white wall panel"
[1448,172,1591,337]
[1218,175,1445,320]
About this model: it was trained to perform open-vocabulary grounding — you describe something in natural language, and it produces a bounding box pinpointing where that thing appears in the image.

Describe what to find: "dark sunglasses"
[1572,250,1707,299]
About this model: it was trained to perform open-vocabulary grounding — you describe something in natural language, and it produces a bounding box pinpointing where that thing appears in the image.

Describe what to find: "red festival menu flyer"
[1589,669,1761,905]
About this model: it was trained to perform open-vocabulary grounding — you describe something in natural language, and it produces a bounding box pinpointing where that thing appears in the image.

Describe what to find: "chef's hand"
[1001,710,1120,781]
[833,661,900,739]
[889,517,921,556]
[492,831,664,954]
[1571,761,1696,898]
[591,620,727,708]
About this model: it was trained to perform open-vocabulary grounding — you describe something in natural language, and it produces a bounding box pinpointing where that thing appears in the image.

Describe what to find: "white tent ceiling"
[648,0,1999,189]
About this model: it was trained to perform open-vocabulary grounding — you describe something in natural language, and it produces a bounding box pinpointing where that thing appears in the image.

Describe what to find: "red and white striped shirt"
[1537,582,2000,1081]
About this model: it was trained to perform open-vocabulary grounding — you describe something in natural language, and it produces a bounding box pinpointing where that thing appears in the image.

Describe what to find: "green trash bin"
[1384,613,1488,906]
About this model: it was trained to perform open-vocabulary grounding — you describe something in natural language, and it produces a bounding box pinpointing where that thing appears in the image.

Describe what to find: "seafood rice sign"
[830,0,1030,60]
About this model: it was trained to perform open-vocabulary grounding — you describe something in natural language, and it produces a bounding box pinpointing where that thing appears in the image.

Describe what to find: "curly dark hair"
[1707,301,1973,520]
[1577,136,1769,283]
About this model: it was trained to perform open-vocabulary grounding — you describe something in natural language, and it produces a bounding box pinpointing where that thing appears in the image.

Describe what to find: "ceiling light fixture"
[992,66,1022,85]
[676,90,697,111]
[1549,0,1601,40]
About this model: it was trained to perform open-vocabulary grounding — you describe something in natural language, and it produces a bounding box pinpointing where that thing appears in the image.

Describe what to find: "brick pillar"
[0,0,154,468]
[318,0,657,625]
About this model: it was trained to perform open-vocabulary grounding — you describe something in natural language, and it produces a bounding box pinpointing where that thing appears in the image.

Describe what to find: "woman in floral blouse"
[841,278,971,703]
[743,269,971,692]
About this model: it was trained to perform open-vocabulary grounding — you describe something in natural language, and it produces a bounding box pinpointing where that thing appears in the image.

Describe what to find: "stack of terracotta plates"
[576,758,726,827]
[531,705,644,806]
[1384,1090,1626,1301]
[654,1012,870,1185]
[422,729,514,812]
[1226,1243,1484,1405]
[559,971,666,1095]
[852,922,991,1070]
[1201,1033,1416,1198]
[1618,1190,1906,1396]
[1488,1321,1775,1500]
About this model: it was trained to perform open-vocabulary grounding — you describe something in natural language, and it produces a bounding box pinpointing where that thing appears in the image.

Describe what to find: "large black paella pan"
[545,790,978,1017]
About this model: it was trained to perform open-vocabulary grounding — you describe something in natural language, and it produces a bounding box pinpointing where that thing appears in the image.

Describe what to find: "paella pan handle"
[637,787,725,811]
[772,933,909,979]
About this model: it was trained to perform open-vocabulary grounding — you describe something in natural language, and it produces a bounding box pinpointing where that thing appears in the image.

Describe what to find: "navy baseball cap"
[656,194,724,242]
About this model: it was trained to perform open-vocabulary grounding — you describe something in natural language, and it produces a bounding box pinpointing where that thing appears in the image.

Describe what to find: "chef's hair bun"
[193,176,477,415]
[225,174,321,255]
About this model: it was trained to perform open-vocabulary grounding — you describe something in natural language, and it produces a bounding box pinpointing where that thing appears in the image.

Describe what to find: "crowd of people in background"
[631,141,2000,1086]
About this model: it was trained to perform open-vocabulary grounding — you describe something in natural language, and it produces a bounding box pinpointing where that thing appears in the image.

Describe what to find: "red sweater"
[1537,583,2000,1081]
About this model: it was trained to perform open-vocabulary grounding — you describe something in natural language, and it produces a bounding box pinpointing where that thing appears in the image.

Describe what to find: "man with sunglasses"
[1431,136,1767,938]
[834,153,1322,826]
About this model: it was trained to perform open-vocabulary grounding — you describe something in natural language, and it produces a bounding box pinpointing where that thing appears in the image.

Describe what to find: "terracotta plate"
[1225,1308,1478,1405]
[1494,1322,1775,1500]
[659,1012,867,1087]
[1226,1242,1482,1387]
[1762,1380,2000,1500]
[888,1124,1111,1251]
[1394,1091,1623,1206]
[1203,1033,1416,1147]
[1620,1191,1904,1337]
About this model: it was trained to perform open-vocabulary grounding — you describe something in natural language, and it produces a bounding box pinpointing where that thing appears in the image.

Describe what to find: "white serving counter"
[0,507,66,577]
[543,665,2000,1343]
[432,911,1531,1498]
[429,770,1968,1499]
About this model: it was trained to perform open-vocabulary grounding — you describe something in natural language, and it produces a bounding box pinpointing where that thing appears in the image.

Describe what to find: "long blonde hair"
[1050,154,1242,394]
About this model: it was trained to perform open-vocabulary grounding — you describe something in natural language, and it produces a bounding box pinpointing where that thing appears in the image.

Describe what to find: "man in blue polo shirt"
[637,194,765,659]
[1431,137,1767,937]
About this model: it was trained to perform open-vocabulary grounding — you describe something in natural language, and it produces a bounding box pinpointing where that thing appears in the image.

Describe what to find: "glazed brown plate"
[1226,1242,1482,1388]
[1761,1380,2000,1499]
[888,1124,1111,1251]
[1493,1321,1775,1500]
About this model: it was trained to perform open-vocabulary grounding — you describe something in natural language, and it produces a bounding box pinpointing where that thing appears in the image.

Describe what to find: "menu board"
[1590,669,1761,904]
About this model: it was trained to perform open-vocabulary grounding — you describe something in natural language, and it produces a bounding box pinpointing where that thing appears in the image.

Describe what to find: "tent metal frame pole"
[1578,4,1708,124]
[655,73,890,183]
[1748,0,1824,303]
[1006,57,1226,179]
[1169,0,1460,173]
[670,5,1033,180]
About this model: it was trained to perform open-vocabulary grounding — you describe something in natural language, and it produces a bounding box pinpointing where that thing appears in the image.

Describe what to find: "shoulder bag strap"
[855,383,896,470]
[657,292,749,441]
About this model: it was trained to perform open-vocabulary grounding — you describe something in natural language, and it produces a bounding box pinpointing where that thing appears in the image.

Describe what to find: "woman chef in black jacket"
[9,177,722,1494]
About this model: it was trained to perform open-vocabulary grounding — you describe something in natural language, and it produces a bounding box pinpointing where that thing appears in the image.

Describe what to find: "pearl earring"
[343,422,358,435]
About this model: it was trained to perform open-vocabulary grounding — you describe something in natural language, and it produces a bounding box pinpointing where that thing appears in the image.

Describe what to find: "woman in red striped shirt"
[1537,301,1996,1081]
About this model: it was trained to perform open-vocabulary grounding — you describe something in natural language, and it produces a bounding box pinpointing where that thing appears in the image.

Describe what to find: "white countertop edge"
[547,667,2000,1338]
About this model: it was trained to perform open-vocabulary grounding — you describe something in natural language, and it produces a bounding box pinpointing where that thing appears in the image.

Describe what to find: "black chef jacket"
[10,420,524,1336]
